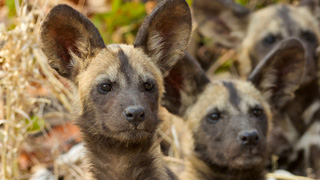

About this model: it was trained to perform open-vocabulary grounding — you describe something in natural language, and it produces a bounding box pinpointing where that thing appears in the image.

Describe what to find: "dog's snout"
[124,106,145,126]
[238,130,260,145]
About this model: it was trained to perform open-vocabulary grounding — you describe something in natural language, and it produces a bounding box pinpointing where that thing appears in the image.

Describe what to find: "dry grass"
[266,173,315,180]
[0,1,73,179]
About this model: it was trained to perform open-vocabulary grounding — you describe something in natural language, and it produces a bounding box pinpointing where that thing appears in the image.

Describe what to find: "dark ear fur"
[193,0,250,48]
[134,0,192,76]
[248,38,306,109]
[40,4,105,79]
[162,53,210,116]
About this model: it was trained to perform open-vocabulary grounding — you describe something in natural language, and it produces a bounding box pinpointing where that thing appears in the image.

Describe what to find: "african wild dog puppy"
[180,79,272,180]
[192,0,319,75]
[40,0,191,179]
[192,0,320,176]
[163,39,306,179]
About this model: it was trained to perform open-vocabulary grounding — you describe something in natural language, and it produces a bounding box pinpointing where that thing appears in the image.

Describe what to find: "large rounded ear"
[248,38,306,109]
[134,0,192,76]
[40,4,105,80]
[193,0,250,48]
[162,53,210,116]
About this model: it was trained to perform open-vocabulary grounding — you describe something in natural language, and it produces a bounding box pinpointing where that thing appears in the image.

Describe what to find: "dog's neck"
[182,153,265,180]
[84,134,161,180]
[77,114,175,180]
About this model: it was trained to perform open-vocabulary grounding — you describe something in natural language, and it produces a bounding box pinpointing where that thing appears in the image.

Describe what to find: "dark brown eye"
[98,83,112,94]
[144,82,154,91]
[262,34,276,46]
[251,108,263,118]
[301,30,316,43]
[207,112,222,123]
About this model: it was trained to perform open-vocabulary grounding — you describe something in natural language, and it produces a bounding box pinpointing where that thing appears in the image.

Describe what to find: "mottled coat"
[40,0,191,179]
[163,39,306,179]
[192,0,320,176]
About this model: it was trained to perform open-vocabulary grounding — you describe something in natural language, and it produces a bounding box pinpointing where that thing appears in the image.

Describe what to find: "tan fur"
[69,45,170,180]
[185,80,271,129]
[75,45,164,114]
[84,136,172,180]
[163,38,305,178]
[190,0,318,177]
[181,80,272,180]
[40,1,192,179]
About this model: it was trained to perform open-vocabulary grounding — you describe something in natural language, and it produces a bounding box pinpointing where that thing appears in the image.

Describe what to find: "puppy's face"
[77,45,163,143]
[52,44,164,144]
[186,80,272,169]
[241,4,320,80]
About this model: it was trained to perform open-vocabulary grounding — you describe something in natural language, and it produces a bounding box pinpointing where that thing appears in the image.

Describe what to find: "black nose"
[238,130,260,145]
[124,106,145,126]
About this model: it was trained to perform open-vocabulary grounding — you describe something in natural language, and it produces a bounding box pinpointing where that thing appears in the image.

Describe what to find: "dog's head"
[186,79,272,169]
[193,0,319,78]
[40,0,191,143]
[163,39,305,169]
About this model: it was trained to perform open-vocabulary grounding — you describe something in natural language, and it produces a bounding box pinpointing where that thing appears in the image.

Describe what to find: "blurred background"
[0,0,301,179]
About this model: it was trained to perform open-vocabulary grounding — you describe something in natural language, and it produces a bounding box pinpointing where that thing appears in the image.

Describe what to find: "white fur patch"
[293,121,320,166]
[148,31,164,62]
[303,101,320,125]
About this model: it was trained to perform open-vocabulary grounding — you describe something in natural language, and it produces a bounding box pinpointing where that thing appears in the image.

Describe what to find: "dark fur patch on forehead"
[277,5,295,35]
[223,81,241,109]
[118,48,133,82]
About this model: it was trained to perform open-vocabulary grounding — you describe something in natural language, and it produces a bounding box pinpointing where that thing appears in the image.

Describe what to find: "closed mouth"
[118,129,152,136]
[233,153,264,167]
[241,146,265,159]
[240,153,261,158]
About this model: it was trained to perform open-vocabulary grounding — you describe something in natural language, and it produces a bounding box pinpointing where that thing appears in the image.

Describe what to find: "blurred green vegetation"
[186,0,193,6]
[236,0,293,9]
[91,0,147,44]
[215,60,233,74]
[25,116,45,132]
[91,0,192,44]
[5,0,18,17]
[236,0,251,5]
